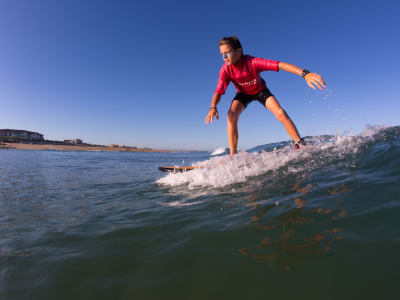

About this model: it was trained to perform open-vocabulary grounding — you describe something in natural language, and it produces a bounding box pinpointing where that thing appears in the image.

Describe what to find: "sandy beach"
[1,143,172,153]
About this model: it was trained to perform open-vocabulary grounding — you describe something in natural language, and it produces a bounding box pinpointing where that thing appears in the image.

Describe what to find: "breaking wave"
[157,125,399,189]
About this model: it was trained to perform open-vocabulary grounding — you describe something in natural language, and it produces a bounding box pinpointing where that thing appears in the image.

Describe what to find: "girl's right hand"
[205,107,219,124]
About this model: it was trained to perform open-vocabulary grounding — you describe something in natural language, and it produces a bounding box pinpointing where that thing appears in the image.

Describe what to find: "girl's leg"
[265,96,301,142]
[227,100,245,157]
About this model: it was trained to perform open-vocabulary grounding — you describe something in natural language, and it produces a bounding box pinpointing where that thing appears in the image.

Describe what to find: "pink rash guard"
[215,55,280,95]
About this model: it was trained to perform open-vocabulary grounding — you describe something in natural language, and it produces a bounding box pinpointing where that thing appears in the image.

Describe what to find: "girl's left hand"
[305,73,326,90]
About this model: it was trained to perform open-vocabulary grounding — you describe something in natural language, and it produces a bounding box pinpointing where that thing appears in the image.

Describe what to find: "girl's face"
[220,44,242,65]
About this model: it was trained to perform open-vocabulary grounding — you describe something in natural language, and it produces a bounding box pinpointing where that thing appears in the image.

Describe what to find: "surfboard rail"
[158,166,202,173]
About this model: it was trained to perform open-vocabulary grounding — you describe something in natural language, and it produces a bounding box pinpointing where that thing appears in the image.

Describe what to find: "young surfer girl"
[205,36,326,157]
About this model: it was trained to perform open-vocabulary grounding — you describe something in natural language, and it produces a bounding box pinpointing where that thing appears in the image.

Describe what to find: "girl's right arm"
[205,93,221,124]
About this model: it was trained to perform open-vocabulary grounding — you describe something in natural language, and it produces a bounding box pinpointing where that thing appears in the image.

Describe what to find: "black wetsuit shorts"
[232,88,274,108]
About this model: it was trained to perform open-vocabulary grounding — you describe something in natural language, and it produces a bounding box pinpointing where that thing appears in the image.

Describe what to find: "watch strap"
[301,69,310,78]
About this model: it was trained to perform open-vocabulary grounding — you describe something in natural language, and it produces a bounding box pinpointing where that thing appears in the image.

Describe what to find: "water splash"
[211,147,228,156]
[157,125,389,189]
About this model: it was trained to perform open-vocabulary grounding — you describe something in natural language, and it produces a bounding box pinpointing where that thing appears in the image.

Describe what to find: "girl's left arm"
[278,62,327,90]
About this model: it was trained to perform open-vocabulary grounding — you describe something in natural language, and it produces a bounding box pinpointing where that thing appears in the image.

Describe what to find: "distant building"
[110,144,120,148]
[0,129,44,141]
[64,139,83,144]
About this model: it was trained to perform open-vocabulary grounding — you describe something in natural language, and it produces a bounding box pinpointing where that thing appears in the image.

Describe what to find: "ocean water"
[1,125,399,300]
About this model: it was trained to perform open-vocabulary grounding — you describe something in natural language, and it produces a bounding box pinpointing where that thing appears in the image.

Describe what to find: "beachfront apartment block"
[0,129,44,141]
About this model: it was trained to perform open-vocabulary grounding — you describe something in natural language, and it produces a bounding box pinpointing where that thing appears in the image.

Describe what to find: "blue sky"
[1,0,399,150]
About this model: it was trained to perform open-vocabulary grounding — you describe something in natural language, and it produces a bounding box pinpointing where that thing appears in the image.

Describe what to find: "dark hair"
[219,36,243,51]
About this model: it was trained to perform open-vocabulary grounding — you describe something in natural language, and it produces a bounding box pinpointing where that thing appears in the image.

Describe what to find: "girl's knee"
[227,110,239,123]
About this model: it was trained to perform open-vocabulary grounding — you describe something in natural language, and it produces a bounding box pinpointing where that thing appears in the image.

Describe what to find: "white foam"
[157,148,306,189]
[156,125,386,189]
[360,124,386,137]
[211,147,227,156]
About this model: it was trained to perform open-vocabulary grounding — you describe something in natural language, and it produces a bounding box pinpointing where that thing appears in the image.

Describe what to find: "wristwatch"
[301,69,310,78]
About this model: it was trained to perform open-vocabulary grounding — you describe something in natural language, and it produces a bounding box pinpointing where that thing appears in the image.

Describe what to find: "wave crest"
[157,125,399,189]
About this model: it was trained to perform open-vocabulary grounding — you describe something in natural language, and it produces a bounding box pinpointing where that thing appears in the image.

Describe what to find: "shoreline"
[1,142,174,153]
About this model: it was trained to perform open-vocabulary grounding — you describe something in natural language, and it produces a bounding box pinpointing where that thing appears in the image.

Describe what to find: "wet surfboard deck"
[158,166,203,173]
